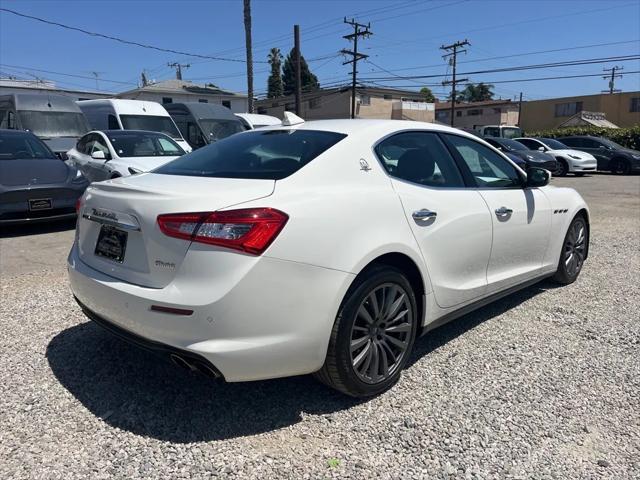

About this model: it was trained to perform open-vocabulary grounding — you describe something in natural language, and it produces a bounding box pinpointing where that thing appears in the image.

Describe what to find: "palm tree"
[267,48,283,98]
[459,83,495,102]
[243,0,253,112]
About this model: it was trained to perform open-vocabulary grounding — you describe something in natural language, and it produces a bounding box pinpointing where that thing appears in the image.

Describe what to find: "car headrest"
[397,149,435,183]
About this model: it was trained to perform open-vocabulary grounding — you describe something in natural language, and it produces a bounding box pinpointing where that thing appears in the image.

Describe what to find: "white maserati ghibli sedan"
[68,116,590,397]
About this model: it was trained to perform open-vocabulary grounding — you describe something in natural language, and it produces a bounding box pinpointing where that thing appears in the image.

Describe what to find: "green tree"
[282,47,319,96]
[456,82,495,102]
[419,87,436,102]
[267,48,284,98]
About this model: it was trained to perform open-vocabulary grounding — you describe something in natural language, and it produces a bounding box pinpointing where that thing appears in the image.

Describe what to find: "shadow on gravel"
[47,280,555,442]
[0,218,76,238]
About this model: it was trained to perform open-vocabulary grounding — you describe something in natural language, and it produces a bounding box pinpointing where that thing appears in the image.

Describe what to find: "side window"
[7,111,15,129]
[88,134,111,159]
[375,132,464,188]
[581,138,602,148]
[517,138,539,150]
[483,127,500,137]
[76,135,88,153]
[561,137,581,148]
[108,114,120,130]
[444,134,522,189]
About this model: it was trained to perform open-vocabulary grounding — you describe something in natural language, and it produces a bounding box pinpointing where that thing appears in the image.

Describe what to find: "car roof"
[0,128,38,138]
[166,102,239,121]
[259,119,482,139]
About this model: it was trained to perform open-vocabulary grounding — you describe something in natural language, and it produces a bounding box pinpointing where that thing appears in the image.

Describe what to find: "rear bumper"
[67,243,354,382]
[0,185,83,224]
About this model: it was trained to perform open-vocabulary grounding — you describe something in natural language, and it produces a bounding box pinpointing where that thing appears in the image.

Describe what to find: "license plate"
[95,225,128,263]
[29,198,52,211]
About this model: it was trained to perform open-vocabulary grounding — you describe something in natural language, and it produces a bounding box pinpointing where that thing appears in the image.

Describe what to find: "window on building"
[435,111,449,121]
[359,94,371,106]
[199,99,208,103]
[554,101,582,117]
[493,107,501,114]
[456,111,462,117]
[383,94,392,100]
[630,97,640,112]
[309,97,321,109]
[222,100,231,109]
[467,109,483,116]
[162,97,173,104]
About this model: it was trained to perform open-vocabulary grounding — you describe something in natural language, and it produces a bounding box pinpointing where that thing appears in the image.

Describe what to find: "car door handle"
[412,209,437,220]
[495,206,513,216]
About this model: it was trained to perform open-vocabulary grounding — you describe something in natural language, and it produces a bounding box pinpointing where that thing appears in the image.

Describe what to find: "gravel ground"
[1,173,639,479]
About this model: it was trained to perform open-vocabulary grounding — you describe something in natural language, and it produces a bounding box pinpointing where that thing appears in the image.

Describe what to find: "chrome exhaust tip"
[192,360,220,379]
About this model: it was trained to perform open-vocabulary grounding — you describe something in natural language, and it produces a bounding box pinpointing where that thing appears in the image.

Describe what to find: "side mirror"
[537,146,545,152]
[526,167,550,188]
[91,150,106,160]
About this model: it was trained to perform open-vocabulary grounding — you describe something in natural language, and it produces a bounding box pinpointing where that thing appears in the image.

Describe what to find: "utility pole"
[167,62,190,80]
[517,91,523,127]
[90,71,105,90]
[243,0,254,113]
[440,39,470,127]
[341,18,372,119]
[294,25,302,115]
[602,66,623,94]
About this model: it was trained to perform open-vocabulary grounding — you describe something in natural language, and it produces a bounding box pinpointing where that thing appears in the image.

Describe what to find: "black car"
[0,129,88,225]
[483,137,558,171]
[558,136,640,175]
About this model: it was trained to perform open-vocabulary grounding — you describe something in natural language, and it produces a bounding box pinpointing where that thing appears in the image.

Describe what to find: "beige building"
[520,91,640,131]
[255,87,435,122]
[116,79,248,113]
[435,99,520,129]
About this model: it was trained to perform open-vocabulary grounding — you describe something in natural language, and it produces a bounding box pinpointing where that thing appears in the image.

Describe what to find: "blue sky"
[1,0,639,101]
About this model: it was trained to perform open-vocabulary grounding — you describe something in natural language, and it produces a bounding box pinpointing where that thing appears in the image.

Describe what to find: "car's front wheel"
[610,158,631,175]
[315,265,418,397]
[552,215,588,284]
[555,158,569,177]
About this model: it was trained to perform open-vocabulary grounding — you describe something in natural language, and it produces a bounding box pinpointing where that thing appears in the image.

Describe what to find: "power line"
[0,7,267,63]
[359,55,640,81]
[0,63,137,86]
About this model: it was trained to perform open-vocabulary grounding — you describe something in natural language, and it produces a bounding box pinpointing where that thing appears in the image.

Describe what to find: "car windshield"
[502,127,522,139]
[155,129,347,180]
[541,138,569,150]
[119,114,181,139]
[18,111,89,138]
[0,132,56,160]
[498,139,528,151]
[107,131,185,157]
[198,119,244,142]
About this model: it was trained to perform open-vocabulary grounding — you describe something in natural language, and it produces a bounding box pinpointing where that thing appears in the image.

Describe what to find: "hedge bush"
[526,125,640,150]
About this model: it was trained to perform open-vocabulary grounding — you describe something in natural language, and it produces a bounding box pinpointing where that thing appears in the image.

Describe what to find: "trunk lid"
[77,173,275,288]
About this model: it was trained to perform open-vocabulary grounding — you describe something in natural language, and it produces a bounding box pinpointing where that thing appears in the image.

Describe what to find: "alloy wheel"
[564,220,586,277]
[350,283,413,384]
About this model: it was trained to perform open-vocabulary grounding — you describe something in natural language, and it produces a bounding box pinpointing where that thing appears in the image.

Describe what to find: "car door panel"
[478,188,552,292]
[375,131,493,309]
[392,182,493,307]
[443,133,553,294]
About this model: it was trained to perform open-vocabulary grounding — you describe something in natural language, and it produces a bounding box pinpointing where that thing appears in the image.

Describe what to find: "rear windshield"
[0,132,56,160]
[119,114,181,139]
[18,111,89,138]
[155,129,347,180]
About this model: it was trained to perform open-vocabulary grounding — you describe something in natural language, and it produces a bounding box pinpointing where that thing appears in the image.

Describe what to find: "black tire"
[554,159,568,177]
[314,265,418,397]
[552,215,588,285]
[610,158,631,175]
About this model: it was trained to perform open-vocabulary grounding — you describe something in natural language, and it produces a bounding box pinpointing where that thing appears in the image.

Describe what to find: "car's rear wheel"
[315,265,418,397]
[552,215,588,284]
[555,159,568,177]
[610,158,631,175]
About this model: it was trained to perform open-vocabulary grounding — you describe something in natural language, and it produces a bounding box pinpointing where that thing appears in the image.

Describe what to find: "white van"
[77,99,192,152]
[235,113,281,130]
[475,125,523,139]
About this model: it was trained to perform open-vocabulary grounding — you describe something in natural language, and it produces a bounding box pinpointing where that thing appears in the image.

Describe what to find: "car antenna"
[282,111,304,126]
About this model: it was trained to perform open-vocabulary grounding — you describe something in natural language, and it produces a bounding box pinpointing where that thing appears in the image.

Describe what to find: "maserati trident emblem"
[359,159,372,172]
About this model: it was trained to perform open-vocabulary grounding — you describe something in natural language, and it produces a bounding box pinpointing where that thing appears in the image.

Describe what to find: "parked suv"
[558,136,640,175]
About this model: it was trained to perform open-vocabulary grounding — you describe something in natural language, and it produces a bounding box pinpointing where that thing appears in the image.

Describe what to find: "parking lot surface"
[1,174,639,479]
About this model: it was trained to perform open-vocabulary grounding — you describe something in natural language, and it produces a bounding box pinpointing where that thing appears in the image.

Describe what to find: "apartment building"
[434,99,520,128]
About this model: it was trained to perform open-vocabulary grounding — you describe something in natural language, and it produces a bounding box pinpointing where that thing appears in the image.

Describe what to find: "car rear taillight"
[157,208,288,255]
[75,196,83,214]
